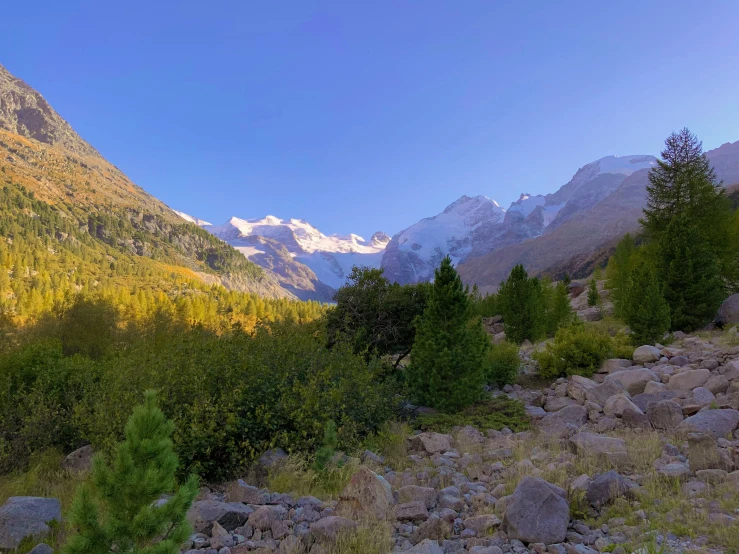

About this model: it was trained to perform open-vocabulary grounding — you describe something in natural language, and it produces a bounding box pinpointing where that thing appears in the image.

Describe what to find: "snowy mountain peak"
[371,231,391,246]
[172,210,212,226]
[595,154,657,176]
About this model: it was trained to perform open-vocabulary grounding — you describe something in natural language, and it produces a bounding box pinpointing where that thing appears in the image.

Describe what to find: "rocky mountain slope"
[459,142,739,292]
[0,63,288,300]
[382,156,657,285]
[178,213,390,300]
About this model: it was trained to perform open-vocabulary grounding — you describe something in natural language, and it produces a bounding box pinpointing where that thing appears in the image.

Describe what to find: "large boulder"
[585,380,626,407]
[310,516,357,543]
[586,471,636,508]
[61,445,94,473]
[688,433,727,471]
[633,345,661,364]
[668,369,712,391]
[187,500,253,533]
[0,497,61,550]
[570,433,628,466]
[677,409,739,439]
[567,375,598,403]
[335,467,394,520]
[538,405,587,436]
[501,476,569,545]
[408,432,453,454]
[394,501,429,522]
[605,368,659,395]
[247,505,287,530]
[647,400,684,430]
[603,394,642,418]
[715,293,739,327]
[224,479,267,504]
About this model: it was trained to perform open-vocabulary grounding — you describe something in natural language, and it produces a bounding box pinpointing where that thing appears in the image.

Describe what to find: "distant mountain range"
[4,61,738,302]
[179,143,739,299]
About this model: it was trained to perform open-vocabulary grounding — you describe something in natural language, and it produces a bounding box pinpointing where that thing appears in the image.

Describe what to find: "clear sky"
[2,1,738,238]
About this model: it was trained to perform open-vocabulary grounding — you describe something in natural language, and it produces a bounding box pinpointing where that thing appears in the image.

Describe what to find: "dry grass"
[267,455,358,501]
[362,421,411,471]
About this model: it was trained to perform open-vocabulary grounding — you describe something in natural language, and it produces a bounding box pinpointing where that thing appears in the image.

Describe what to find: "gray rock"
[408,432,453,454]
[688,432,728,471]
[668,368,712,391]
[586,471,636,508]
[647,400,684,430]
[605,368,658,395]
[61,444,94,473]
[502,476,569,545]
[187,500,253,534]
[677,409,739,438]
[603,394,642,418]
[394,501,429,522]
[0,497,61,550]
[585,381,626,407]
[407,539,444,554]
[398,485,437,509]
[600,359,632,373]
[570,433,628,466]
[715,293,739,327]
[224,479,266,505]
[705,375,730,395]
[692,387,716,406]
[633,346,661,364]
[538,405,588,435]
[310,516,357,543]
[29,544,53,554]
[657,462,691,480]
[247,505,287,530]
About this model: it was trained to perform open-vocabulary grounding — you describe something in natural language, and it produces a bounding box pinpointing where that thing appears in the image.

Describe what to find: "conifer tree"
[63,391,198,554]
[498,265,543,343]
[545,282,573,335]
[623,261,671,344]
[658,216,725,331]
[587,279,599,307]
[641,128,732,330]
[606,234,637,317]
[407,256,488,412]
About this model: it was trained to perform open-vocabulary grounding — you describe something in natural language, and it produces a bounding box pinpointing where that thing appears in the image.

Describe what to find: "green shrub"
[486,341,520,386]
[414,396,529,433]
[0,317,397,482]
[533,323,615,379]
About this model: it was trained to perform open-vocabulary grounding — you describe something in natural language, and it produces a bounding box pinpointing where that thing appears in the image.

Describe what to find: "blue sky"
[2,1,738,238]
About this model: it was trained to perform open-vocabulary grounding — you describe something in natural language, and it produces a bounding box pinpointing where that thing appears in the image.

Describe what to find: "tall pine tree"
[63,391,198,554]
[498,264,543,343]
[407,256,488,412]
[641,128,732,330]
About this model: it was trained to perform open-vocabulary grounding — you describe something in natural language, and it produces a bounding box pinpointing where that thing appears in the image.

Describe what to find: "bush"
[534,324,615,379]
[485,341,520,386]
[0,316,397,482]
[414,396,529,433]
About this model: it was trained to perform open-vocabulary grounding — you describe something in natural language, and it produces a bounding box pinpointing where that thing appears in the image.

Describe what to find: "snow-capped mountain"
[381,154,657,284]
[381,195,505,284]
[173,210,212,226]
[174,213,390,299]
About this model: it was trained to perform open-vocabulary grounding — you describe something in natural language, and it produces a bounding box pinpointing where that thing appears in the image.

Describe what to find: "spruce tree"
[498,265,543,343]
[587,279,599,307]
[623,261,671,344]
[641,128,732,330]
[407,256,488,412]
[658,216,725,331]
[63,391,198,554]
[545,282,573,335]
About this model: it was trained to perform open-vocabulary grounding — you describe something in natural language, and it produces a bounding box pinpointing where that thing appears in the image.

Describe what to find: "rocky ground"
[3,331,739,554]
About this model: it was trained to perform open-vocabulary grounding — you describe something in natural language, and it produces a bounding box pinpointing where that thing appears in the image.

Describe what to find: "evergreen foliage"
[587,279,599,307]
[605,234,638,317]
[407,256,488,412]
[544,282,574,336]
[311,420,338,472]
[63,391,198,554]
[641,128,733,330]
[623,260,671,344]
[658,216,725,331]
[497,265,543,343]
